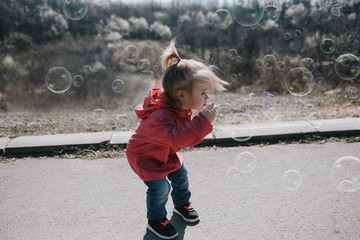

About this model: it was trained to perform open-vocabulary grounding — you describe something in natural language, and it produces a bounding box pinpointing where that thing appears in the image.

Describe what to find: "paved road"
[1,142,360,240]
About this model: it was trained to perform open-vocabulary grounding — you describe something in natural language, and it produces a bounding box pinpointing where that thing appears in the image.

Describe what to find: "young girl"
[126,40,228,239]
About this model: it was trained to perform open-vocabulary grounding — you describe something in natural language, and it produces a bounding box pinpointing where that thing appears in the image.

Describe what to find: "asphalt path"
[1,142,360,240]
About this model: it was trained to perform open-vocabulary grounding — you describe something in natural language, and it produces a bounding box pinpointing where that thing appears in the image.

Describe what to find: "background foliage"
[0,0,359,110]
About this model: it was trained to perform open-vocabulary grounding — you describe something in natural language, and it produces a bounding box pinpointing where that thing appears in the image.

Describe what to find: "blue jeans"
[143,164,191,220]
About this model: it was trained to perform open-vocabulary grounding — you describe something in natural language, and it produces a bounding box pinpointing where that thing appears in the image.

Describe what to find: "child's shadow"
[143,214,200,240]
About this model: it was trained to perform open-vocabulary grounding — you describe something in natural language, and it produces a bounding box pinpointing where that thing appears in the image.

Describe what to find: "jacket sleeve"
[148,110,213,151]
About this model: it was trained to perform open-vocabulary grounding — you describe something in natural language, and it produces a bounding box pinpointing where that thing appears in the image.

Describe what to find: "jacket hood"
[135,88,191,120]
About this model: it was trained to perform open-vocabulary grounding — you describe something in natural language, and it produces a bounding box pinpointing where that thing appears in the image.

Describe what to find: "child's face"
[183,82,210,110]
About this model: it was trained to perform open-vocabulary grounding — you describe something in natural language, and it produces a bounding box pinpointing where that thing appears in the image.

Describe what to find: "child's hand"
[202,103,218,123]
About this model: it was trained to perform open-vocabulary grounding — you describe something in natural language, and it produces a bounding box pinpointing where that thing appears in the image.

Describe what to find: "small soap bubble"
[73,75,84,87]
[262,91,275,107]
[124,45,139,60]
[284,32,291,40]
[45,67,72,94]
[234,56,242,63]
[226,167,240,181]
[230,74,238,82]
[112,79,125,93]
[334,54,360,80]
[115,113,129,128]
[320,38,336,54]
[331,156,360,192]
[347,86,359,99]
[235,151,257,173]
[226,113,255,142]
[262,4,280,22]
[212,9,233,29]
[138,59,151,73]
[331,3,343,17]
[281,170,302,191]
[285,67,315,97]
[306,111,324,129]
[63,0,88,21]
[232,0,264,27]
[255,59,264,68]
[294,30,302,38]
[276,61,286,70]
[265,106,279,121]
[92,109,107,124]
[300,58,316,72]
[83,65,92,74]
[263,54,277,69]
[240,87,254,100]
[317,77,326,85]
[227,49,238,59]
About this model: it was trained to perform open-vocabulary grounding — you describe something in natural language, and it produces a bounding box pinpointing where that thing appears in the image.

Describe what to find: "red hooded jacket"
[126,88,213,181]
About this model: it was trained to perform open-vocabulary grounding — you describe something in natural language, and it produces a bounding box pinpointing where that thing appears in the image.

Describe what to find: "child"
[126,40,228,239]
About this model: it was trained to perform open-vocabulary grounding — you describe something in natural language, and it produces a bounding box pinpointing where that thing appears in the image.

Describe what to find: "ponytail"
[160,39,180,70]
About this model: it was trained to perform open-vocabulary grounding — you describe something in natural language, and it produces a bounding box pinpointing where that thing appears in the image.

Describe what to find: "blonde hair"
[160,39,228,104]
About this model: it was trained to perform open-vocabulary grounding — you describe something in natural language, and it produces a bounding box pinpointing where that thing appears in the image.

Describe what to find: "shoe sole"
[147,224,178,240]
[173,208,200,223]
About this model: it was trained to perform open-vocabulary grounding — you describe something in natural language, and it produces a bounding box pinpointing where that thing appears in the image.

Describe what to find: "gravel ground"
[0,93,360,138]
[0,92,359,139]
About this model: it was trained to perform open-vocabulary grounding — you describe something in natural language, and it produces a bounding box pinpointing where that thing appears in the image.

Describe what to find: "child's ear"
[176,90,185,101]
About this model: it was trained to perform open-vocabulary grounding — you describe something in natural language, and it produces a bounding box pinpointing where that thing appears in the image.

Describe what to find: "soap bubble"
[265,106,279,121]
[276,61,286,70]
[138,59,151,72]
[300,58,316,72]
[92,109,107,124]
[226,167,240,181]
[232,0,263,27]
[262,4,280,22]
[112,79,125,93]
[212,9,233,29]
[226,113,255,142]
[227,49,238,59]
[320,38,336,54]
[263,54,277,69]
[284,32,291,40]
[115,113,129,128]
[73,75,84,87]
[124,45,139,60]
[262,91,275,107]
[317,77,326,85]
[334,54,360,80]
[347,86,359,99]
[281,170,302,191]
[230,74,238,82]
[255,59,264,68]
[306,110,324,129]
[294,30,302,38]
[234,56,242,63]
[83,65,92,74]
[63,0,88,21]
[331,156,360,192]
[331,3,343,16]
[45,67,72,94]
[240,87,254,100]
[285,67,315,97]
[235,151,257,173]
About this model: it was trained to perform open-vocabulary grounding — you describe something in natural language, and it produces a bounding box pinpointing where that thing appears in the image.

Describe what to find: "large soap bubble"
[334,53,360,80]
[45,67,72,94]
[331,156,360,192]
[63,0,88,20]
[285,67,315,97]
[232,0,263,27]
[212,9,233,29]
[320,38,336,54]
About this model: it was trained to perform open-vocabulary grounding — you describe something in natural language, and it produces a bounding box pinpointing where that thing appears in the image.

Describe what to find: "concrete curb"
[1,118,359,157]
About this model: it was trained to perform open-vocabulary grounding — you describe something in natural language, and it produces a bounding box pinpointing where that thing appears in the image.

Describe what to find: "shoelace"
[160,219,170,227]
